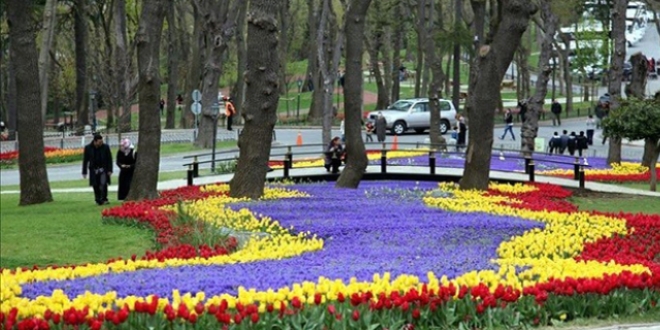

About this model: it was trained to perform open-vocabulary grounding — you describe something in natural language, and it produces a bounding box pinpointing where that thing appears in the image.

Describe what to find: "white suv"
[367,98,457,135]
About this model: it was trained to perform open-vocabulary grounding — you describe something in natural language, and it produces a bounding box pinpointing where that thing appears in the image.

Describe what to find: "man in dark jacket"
[82,134,113,205]
[559,130,569,154]
[551,99,562,126]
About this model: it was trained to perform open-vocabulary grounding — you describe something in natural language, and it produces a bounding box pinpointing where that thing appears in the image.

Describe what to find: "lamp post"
[296,78,302,120]
[210,102,220,173]
[89,90,97,132]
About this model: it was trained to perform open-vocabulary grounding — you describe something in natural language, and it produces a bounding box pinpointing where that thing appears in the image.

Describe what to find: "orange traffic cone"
[392,135,398,151]
[296,131,303,146]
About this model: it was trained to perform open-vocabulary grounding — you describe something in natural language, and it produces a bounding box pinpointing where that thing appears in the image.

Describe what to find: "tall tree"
[603,98,660,191]
[390,0,404,102]
[451,0,463,109]
[114,0,132,133]
[315,0,345,145]
[180,3,203,129]
[460,0,537,190]
[606,0,627,165]
[165,0,179,129]
[38,0,58,122]
[365,0,389,110]
[523,0,558,157]
[230,0,280,199]
[624,53,654,167]
[194,0,238,148]
[73,0,89,129]
[7,0,53,205]
[231,0,249,119]
[336,0,373,188]
[125,0,166,201]
[413,0,428,98]
[426,0,448,148]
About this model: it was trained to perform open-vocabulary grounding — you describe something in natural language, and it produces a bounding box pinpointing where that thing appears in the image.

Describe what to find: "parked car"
[367,98,458,135]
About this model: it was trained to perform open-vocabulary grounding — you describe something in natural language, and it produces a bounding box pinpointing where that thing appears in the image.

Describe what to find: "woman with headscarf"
[116,138,136,200]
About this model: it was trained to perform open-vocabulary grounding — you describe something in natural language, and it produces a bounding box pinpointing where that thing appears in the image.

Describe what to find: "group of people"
[339,112,387,144]
[82,134,136,205]
[547,130,590,157]
[158,95,236,131]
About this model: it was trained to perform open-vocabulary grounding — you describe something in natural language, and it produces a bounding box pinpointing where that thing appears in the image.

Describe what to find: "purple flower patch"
[21,181,543,300]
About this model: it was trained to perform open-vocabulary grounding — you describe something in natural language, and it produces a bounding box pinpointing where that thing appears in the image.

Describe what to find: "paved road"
[0,119,645,186]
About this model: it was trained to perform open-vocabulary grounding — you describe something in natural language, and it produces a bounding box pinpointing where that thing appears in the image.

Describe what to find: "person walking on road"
[365,121,374,142]
[223,96,236,131]
[375,112,387,143]
[116,138,136,201]
[82,134,113,205]
[586,115,596,146]
[559,130,569,154]
[499,109,515,141]
[456,114,467,152]
[551,99,562,126]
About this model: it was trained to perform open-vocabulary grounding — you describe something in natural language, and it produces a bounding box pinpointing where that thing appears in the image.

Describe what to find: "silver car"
[367,98,457,135]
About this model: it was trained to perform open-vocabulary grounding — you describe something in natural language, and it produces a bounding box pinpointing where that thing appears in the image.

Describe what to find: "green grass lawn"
[0,193,154,270]
[571,194,660,215]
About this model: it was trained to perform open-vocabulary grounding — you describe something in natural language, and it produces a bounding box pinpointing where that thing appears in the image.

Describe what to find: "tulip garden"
[1,166,659,329]
[0,147,83,168]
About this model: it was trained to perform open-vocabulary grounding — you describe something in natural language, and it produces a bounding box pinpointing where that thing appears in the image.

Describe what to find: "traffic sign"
[191,102,201,115]
[192,89,202,102]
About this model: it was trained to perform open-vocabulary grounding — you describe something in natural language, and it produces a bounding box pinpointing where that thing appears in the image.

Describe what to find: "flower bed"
[0,147,84,168]
[1,181,659,329]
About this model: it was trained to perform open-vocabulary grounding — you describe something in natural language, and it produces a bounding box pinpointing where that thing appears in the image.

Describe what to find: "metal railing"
[182,142,592,188]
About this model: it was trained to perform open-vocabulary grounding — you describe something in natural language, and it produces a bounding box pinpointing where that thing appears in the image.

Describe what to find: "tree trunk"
[390,0,403,101]
[336,0,372,188]
[38,0,58,123]
[231,0,249,120]
[74,0,89,129]
[522,0,557,157]
[649,142,659,192]
[125,0,165,201]
[194,0,238,148]
[427,0,447,148]
[460,0,537,191]
[414,0,426,98]
[7,42,18,135]
[306,0,324,122]
[451,0,462,110]
[230,0,280,199]
[181,3,204,129]
[606,0,627,165]
[366,36,388,109]
[316,0,344,145]
[278,0,291,96]
[625,53,650,166]
[7,0,53,205]
[114,0,131,133]
[165,0,178,129]
[642,138,657,169]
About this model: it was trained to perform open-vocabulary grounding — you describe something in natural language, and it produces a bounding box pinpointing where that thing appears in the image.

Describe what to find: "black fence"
[182,142,591,188]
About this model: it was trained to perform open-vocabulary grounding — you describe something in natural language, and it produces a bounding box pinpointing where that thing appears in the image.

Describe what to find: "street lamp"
[89,90,97,132]
[210,102,220,173]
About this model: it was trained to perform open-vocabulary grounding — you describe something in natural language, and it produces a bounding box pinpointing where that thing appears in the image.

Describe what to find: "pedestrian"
[159,98,165,116]
[82,134,113,205]
[499,108,515,141]
[223,96,236,131]
[456,114,467,152]
[548,132,561,155]
[324,136,344,173]
[176,94,184,111]
[0,121,7,141]
[517,100,528,123]
[586,115,596,145]
[116,138,136,201]
[375,112,387,143]
[365,121,374,142]
[576,131,588,157]
[551,99,562,126]
[567,131,577,156]
[559,130,569,155]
